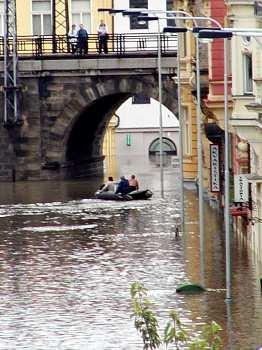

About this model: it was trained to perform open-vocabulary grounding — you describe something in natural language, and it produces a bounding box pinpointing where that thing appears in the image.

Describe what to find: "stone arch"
[42,74,178,178]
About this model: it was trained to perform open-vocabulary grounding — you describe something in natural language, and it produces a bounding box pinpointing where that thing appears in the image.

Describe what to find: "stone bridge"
[0,56,178,181]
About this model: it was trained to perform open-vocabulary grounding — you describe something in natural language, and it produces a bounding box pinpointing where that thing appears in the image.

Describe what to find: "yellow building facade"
[11,0,113,36]
[102,115,119,180]
[172,0,198,181]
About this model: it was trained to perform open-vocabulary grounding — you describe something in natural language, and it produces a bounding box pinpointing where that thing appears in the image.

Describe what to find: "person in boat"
[128,174,139,192]
[100,176,116,192]
[115,176,130,195]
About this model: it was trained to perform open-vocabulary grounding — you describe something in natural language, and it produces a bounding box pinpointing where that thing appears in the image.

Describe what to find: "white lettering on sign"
[234,175,249,202]
[210,144,220,192]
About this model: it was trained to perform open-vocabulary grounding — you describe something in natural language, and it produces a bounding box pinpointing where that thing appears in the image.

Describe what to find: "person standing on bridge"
[68,24,78,54]
[77,24,88,55]
[97,20,109,54]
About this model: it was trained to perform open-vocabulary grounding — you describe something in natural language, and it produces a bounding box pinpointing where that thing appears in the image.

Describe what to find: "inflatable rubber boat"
[95,189,153,201]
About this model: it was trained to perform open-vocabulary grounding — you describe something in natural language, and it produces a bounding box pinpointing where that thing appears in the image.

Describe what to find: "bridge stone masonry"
[0,56,178,181]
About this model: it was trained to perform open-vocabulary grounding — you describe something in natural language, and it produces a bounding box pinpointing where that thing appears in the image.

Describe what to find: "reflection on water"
[0,170,261,349]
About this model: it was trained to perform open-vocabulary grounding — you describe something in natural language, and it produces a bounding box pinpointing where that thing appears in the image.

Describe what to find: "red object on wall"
[229,206,249,217]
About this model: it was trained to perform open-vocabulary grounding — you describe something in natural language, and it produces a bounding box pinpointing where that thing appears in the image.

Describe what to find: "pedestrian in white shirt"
[97,20,109,54]
[68,24,78,54]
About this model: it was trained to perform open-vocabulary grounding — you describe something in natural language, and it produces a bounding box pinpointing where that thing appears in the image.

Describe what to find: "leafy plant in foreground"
[130,281,161,349]
[130,282,222,350]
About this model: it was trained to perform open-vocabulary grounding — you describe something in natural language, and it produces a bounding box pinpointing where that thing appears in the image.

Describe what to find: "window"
[149,137,177,166]
[71,0,91,32]
[182,107,191,156]
[243,54,253,94]
[129,0,148,30]
[130,0,148,8]
[32,0,51,35]
[166,0,176,27]
[126,133,131,146]
[0,1,4,36]
[132,94,150,104]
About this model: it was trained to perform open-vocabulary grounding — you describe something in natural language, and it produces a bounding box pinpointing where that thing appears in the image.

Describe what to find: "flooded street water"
[0,168,261,349]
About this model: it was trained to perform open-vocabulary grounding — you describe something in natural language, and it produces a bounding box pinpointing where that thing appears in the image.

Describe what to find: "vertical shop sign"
[234,174,249,202]
[210,144,220,192]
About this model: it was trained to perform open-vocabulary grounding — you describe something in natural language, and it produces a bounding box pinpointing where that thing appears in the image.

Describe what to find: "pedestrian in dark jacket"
[115,176,130,195]
[77,24,88,55]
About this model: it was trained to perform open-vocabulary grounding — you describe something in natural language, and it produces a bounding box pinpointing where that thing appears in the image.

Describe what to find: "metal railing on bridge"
[0,33,177,58]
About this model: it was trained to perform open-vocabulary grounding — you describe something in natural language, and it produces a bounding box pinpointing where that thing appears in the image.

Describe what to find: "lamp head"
[163,27,188,33]
[109,9,124,16]
[137,16,158,25]
[198,30,233,39]
[98,8,112,12]
[137,16,159,22]
[192,26,221,34]
[122,10,143,16]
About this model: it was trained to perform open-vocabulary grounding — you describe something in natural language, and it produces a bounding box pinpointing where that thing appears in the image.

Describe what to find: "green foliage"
[130,281,161,349]
[130,282,222,350]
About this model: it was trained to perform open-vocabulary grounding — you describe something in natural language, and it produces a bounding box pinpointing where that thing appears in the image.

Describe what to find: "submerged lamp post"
[190,23,222,288]
[99,7,229,290]
[99,8,165,198]
[198,29,233,300]
[162,26,188,231]
[98,8,198,200]
[136,15,165,198]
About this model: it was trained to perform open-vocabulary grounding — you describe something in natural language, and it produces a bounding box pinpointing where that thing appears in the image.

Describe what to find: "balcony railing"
[0,33,177,58]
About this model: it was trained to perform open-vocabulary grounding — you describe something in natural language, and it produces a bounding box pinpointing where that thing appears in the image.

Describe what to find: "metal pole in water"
[157,20,164,198]
[195,34,205,287]
[177,32,185,232]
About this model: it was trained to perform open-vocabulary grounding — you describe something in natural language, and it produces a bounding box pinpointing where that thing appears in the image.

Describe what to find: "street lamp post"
[198,29,233,300]
[163,26,188,232]
[98,7,220,225]
[99,8,165,198]
[191,24,222,287]
[193,27,206,286]
[97,7,200,202]
[98,7,230,289]
[134,15,164,198]
[156,18,164,199]
[163,18,223,282]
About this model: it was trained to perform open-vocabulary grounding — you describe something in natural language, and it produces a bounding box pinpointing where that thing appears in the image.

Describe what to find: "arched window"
[149,137,177,166]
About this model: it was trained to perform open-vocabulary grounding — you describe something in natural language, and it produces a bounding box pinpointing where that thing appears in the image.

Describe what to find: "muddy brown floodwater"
[0,169,261,349]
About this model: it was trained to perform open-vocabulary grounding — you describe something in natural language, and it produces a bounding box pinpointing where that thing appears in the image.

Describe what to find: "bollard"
[260,278,262,292]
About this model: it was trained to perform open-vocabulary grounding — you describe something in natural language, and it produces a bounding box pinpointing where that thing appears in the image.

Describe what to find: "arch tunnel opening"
[63,93,179,181]
[103,95,180,181]
[65,93,130,178]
